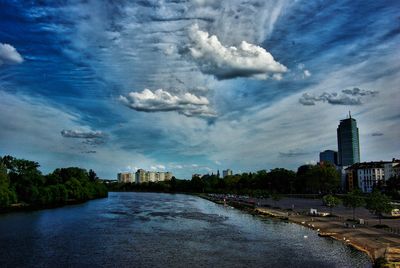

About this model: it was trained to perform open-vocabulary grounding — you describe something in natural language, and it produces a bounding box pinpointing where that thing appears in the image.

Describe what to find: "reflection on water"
[0,192,371,268]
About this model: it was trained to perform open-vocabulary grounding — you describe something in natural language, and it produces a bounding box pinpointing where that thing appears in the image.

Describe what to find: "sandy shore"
[200,194,400,266]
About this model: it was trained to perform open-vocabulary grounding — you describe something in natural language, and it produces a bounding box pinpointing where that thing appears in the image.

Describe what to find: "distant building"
[319,150,338,166]
[117,172,134,183]
[135,169,147,184]
[345,160,400,193]
[337,113,360,166]
[222,169,233,177]
[135,169,172,184]
[384,159,400,180]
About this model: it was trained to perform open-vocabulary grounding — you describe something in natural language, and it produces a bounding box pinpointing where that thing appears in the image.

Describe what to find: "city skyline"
[0,1,399,179]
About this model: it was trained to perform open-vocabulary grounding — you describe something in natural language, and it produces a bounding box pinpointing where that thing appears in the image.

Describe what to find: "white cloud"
[303,70,311,77]
[119,88,216,118]
[0,90,160,179]
[150,164,166,171]
[169,164,183,169]
[185,24,287,80]
[0,43,23,65]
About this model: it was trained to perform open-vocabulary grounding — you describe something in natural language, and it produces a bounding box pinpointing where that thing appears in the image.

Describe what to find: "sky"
[0,0,399,179]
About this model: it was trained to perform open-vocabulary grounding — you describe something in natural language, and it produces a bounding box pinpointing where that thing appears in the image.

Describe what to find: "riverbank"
[0,196,108,214]
[199,193,400,267]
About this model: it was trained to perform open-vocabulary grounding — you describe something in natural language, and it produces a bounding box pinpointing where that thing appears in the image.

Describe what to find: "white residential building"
[347,159,400,192]
[384,159,400,180]
[117,172,134,183]
[357,163,385,193]
[134,169,173,184]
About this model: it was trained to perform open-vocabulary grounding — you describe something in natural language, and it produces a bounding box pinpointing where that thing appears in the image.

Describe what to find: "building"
[117,172,134,183]
[135,169,173,184]
[135,169,147,184]
[384,159,400,180]
[337,113,360,166]
[222,169,233,178]
[345,167,356,192]
[356,162,385,193]
[345,161,398,193]
[319,150,338,166]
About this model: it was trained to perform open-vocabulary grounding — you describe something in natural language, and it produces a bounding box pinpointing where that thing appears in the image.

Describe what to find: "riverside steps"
[201,193,400,266]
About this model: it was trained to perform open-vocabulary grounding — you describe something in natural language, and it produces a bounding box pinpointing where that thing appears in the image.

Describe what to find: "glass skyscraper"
[337,115,360,166]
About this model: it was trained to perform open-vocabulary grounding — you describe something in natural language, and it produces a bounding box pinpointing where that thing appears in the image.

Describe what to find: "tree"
[268,168,296,193]
[191,176,205,193]
[295,164,314,193]
[0,163,17,207]
[322,194,341,215]
[3,156,43,202]
[343,189,365,220]
[65,178,84,200]
[295,164,340,194]
[366,190,393,225]
[385,176,400,199]
[88,169,98,182]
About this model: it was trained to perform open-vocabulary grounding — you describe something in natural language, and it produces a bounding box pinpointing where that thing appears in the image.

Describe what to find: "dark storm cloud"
[342,87,378,96]
[82,150,97,154]
[299,87,379,106]
[299,92,361,106]
[279,150,311,157]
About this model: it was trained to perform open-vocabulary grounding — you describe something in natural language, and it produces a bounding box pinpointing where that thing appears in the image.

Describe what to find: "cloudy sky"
[0,0,399,179]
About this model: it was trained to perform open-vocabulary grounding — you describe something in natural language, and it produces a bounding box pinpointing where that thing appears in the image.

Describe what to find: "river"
[0,192,371,267]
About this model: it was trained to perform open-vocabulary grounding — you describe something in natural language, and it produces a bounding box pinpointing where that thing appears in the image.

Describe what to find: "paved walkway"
[256,197,400,260]
[258,197,400,229]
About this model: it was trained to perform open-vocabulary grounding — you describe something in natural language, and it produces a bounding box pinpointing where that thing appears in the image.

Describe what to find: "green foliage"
[343,189,365,220]
[323,195,341,207]
[0,163,17,207]
[108,165,337,196]
[296,163,340,194]
[366,190,393,224]
[0,155,108,209]
[384,176,400,199]
[322,194,341,214]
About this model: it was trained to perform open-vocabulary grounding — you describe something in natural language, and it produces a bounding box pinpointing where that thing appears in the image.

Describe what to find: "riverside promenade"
[205,194,400,265]
[258,197,400,263]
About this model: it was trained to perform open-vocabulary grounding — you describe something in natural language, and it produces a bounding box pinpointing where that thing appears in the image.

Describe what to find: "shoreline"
[0,196,108,214]
[197,193,398,266]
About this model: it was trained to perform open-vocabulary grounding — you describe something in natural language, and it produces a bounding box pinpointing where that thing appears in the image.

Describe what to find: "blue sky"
[0,0,399,179]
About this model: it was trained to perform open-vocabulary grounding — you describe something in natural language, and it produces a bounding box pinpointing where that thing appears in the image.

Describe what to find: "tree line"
[109,162,398,223]
[108,162,341,195]
[0,155,108,209]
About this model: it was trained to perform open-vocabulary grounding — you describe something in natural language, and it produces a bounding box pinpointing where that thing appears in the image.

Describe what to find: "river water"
[0,192,371,267]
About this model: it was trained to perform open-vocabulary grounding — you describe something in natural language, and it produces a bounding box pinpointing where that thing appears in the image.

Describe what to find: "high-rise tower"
[337,112,360,166]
